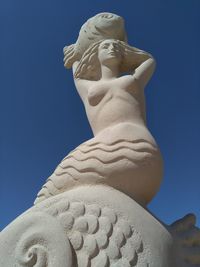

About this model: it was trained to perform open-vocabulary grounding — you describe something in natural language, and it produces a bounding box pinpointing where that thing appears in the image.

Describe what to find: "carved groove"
[62,152,154,165]
[67,144,156,155]
[56,165,105,176]
[35,138,159,204]
[83,139,156,147]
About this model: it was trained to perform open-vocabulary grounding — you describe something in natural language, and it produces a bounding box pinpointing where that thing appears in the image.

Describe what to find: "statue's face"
[98,39,122,66]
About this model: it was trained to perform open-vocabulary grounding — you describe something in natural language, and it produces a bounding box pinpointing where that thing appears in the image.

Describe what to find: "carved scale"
[0,13,199,267]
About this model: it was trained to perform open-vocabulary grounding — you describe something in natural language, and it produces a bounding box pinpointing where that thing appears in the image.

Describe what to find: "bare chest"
[87,76,139,106]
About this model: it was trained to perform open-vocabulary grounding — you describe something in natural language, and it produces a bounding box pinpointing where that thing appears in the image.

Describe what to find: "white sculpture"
[0,12,199,267]
[35,14,163,206]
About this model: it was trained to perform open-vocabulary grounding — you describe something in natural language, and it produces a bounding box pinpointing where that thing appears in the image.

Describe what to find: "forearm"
[134,58,156,89]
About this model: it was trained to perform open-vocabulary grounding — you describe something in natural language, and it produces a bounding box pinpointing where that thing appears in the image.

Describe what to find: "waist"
[87,122,157,147]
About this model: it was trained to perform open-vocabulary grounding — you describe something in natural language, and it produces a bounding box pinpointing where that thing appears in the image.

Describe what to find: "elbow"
[149,57,156,73]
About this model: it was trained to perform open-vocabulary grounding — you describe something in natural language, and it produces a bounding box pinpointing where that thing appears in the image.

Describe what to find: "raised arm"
[133,57,156,89]
[63,44,92,103]
[72,61,90,102]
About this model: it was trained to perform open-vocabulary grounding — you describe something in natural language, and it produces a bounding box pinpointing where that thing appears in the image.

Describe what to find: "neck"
[101,64,119,80]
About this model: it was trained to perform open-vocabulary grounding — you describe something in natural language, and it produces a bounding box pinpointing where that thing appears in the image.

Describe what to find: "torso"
[77,75,156,145]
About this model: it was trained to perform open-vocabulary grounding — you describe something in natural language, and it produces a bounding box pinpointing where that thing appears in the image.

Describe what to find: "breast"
[87,85,108,106]
[87,75,139,107]
[86,88,145,136]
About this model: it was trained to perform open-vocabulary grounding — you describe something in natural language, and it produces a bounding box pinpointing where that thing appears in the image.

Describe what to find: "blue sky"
[1,0,199,229]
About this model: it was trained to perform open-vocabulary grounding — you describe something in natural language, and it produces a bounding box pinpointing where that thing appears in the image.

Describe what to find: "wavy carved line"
[62,142,156,162]
[46,174,79,191]
[62,152,153,165]
[36,181,60,199]
[45,180,67,193]
[47,170,76,182]
[37,190,53,199]
[83,138,156,148]
[68,145,155,157]
[37,172,79,199]
[55,165,104,177]
[43,187,55,196]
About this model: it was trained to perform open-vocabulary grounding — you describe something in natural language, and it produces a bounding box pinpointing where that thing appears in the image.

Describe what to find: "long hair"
[68,39,152,81]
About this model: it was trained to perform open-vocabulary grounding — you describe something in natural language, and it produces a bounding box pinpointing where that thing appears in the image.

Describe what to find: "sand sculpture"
[0,13,199,267]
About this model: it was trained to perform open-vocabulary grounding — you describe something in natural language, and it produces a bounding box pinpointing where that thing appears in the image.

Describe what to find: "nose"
[108,44,115,51]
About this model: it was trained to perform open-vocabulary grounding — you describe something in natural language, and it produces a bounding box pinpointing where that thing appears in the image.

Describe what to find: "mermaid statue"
[35,13,163,206]
[1,13,199,267]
